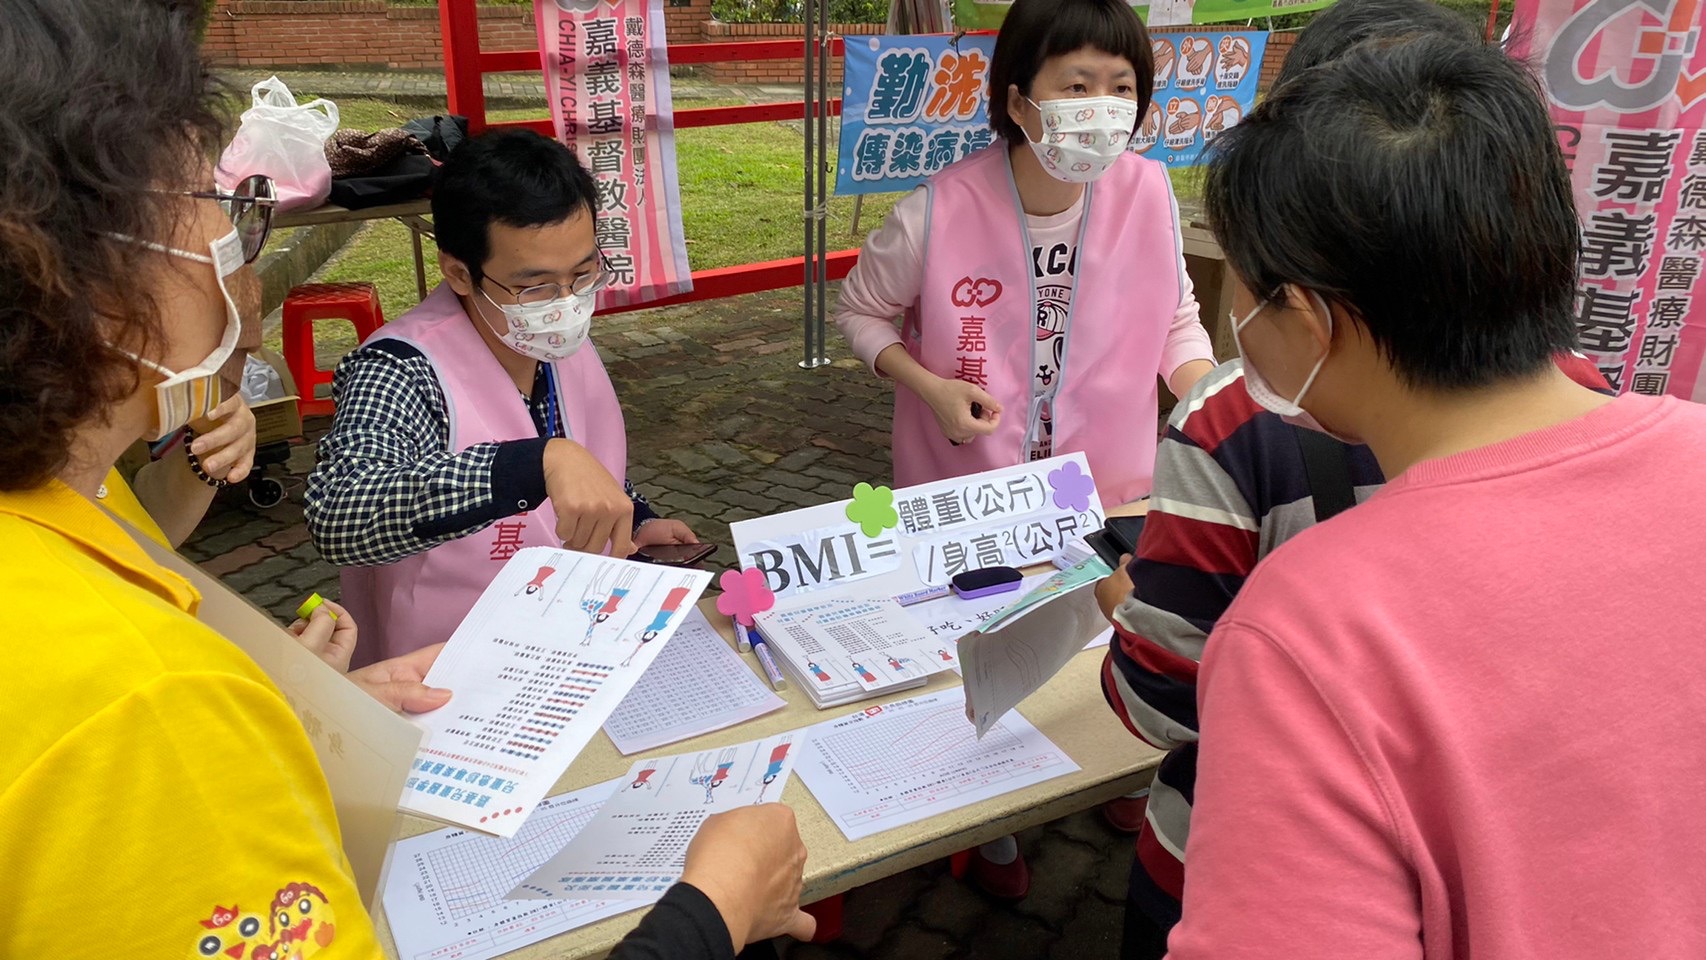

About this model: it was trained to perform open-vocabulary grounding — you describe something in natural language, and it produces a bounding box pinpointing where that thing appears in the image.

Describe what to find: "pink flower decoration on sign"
[716,567,776,627]
[1048,460,1096,512]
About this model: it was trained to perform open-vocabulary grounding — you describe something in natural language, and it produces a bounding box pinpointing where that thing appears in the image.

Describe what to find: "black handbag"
[327,153,436,209]
[403,114,470,162]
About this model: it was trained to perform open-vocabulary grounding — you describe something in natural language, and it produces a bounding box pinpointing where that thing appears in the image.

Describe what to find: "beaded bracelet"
[181,428,228,489]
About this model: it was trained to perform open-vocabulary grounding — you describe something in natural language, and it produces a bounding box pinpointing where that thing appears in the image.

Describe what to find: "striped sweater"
[1099,353,1612,925]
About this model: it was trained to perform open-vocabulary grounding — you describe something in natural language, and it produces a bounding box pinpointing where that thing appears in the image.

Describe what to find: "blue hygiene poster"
[834,31,1268,196]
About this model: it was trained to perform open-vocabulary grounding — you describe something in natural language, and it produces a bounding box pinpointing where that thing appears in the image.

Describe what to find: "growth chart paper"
[513,733,799,900]
[602,608,786,755]
[383,777,638,960]
[402,547,711,837]
[794,688,1078,841]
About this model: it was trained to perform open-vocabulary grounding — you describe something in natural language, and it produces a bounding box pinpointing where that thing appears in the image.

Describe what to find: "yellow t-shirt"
[0,482,380,959]
[96,466,171,548]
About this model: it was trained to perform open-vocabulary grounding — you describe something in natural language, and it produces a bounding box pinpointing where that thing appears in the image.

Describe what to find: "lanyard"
[541,363,562,439]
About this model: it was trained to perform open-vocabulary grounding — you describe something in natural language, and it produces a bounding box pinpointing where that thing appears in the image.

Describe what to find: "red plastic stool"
[802,894,844,943]
[949,849,974,878]
[282,282,385,417]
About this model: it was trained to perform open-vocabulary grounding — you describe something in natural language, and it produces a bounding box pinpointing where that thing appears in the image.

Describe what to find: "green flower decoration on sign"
[845,482,900,538]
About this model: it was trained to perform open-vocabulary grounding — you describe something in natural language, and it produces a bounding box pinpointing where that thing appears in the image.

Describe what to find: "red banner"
[536,0,692,308]
[1512,0,1706,399]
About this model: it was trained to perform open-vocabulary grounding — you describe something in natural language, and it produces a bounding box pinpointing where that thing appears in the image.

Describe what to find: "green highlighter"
[296,593,337,621]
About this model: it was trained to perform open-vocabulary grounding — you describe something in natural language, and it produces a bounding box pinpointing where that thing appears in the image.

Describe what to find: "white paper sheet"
[383,777,638,960]
[730,453,1105,602]
[909,573,1051,652]
[515,733,800,900]
[602,608,787,755]
[794,688,1079,841]
[403,548,711,836]
[902,576,1111,672]
[958,559,1115,737]
[758,596,946,689]
[752,597,942,707]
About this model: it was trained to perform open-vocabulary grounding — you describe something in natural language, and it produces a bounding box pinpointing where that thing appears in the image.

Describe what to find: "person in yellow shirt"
[2,4,812,958]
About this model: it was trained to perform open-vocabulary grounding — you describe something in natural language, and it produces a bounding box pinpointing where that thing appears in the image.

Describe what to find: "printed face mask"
[117,229,245,440]
[477,287,596,362]
[1024,95,1139,183]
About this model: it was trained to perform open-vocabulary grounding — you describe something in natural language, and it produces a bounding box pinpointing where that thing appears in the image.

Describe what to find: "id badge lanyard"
[542,363,570,440]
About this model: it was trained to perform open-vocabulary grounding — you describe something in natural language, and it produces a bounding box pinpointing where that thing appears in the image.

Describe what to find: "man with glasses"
[307,130,696,666]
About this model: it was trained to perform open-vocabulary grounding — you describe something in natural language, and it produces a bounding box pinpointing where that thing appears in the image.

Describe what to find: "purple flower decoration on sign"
[1048,460,1096,512]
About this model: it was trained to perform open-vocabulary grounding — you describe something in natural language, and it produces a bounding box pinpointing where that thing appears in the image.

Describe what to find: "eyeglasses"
[180,174,276,264]
[482,253,615,304]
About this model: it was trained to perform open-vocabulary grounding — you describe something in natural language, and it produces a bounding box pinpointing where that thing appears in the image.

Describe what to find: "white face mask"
[1230,290,1349,439]
[476,286,595,362]
[116,229,246,441]
[1023,95,1139,183]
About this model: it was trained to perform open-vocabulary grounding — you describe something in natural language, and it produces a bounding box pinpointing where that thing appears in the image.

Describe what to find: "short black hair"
[1279,0,1480,86]
[987,0,1154,146]
[1204,34,1579,391]
[432,128,597,284]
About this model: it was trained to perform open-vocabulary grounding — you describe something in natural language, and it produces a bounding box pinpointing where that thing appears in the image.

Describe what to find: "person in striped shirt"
[1092,3,1609,957]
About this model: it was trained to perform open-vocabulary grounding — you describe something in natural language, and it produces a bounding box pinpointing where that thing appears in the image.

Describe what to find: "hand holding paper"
[349,642,453,714]
[958,557,1114,737]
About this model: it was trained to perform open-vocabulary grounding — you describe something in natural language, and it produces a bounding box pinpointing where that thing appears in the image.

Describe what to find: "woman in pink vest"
[834,0,1216,510]
[833,0,1216,898]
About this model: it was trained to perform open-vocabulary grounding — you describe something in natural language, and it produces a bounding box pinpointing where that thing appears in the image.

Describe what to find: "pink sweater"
[1170,393,1706,960]
[833,187,1213,379]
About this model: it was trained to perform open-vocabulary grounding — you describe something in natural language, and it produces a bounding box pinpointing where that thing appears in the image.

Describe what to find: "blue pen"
[746,623,788,691]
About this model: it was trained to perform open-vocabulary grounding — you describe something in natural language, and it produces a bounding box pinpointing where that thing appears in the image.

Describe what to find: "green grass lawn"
[287,97,903,332]
[269,93,1206,358]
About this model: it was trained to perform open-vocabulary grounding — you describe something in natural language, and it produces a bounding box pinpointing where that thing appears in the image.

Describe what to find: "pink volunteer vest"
[896,146,1183,507]
[340,282,628,667]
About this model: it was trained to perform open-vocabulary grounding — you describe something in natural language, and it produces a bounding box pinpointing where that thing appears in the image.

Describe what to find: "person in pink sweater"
[833,0,1215,510]
[1167,31,1706,960]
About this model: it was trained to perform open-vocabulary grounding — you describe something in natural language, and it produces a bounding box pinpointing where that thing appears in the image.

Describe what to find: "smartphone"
[630,542,718,567]
[1085,530,1126,569]
[1104,515,1147,555]
[1086,516,1148,569]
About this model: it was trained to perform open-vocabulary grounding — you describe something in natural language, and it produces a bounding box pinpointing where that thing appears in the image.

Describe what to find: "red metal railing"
[438,1,860,313]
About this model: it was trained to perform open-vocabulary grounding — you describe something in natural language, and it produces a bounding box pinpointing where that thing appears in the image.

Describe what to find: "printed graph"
[385,780,643,960]
[814,703,1027,792]
[796,690,1080,841]
[421,792,603,922]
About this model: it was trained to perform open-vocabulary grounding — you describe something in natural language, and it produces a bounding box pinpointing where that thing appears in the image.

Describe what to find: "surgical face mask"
[476,286,595,362]
[1230,290,1350,439]
[117,229,245,441]
[1024,95,1139,183]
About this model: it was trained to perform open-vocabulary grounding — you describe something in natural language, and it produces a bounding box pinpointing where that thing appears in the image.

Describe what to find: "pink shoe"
[968,848,1031,900]
[1103,793,1149,834]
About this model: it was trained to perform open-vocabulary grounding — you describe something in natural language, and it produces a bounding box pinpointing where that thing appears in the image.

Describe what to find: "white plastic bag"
[240,354,285,404]
[216,77,339,212]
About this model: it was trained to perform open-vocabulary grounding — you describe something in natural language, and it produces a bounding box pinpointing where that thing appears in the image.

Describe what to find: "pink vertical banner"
[1511,0,1706,400]
[536,0,692,308]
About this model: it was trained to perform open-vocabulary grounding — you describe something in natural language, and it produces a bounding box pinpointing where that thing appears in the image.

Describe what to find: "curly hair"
[0,0,226,491]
